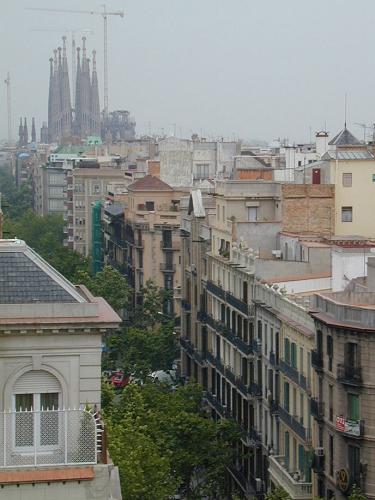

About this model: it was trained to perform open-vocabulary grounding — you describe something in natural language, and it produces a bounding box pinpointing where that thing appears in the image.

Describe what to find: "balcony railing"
[160,240,180,251]
[205,314,253,356]
[160,263,176,272]
[268,455,312,499]
[310,398,325,420]
[226,291,249,315]
[206,281,249,315]
[181,299,191,311]
[180,337,207,366]
[0,408,99,468]
[311,350,323,370]
[280,360,299,385]
[206,280,225,300]
[337,364,363,386]
[278,406,309,442]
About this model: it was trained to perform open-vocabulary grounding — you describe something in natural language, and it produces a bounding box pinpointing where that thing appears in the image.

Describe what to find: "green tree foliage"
[265,487,291,500]
[111,321,179,379]
[76,265,131,312]
[0,167,33,221]
[134,279,173,328]
[349,485,367,500]
[105,382,240,499]
[5,209,89,281]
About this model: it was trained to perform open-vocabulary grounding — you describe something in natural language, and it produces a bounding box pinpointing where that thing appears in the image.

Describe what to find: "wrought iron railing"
[0,408,100,468]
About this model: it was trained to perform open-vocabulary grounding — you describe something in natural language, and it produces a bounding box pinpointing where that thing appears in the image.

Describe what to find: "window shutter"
[14,370,60,394]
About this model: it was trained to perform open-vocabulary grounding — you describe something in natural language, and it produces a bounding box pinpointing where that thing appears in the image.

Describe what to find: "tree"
[349,485,367,500]
[265,487,291,500]
[134,279,173,328]
[105,382,241,498]
[76,265,131,312]
[110,321,179,379]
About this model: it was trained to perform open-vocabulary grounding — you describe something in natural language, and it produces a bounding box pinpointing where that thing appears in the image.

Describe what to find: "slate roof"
[127,175,173,191]
[104,203,125,217]
[0,251,79,304]
[328,127,361,146]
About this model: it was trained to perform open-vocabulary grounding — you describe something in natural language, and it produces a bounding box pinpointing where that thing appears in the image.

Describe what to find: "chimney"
[315,131,329,158]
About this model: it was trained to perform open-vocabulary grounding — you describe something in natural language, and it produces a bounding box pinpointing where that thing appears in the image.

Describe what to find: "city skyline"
[2,0,375,143]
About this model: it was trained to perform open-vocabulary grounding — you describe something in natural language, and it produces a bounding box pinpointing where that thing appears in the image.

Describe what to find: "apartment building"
[102,175,184,314]
[180,190,215,385]
[158,136,240,187]
[66,166,128,256]
[310,258,375,499]
[0,238,121,499]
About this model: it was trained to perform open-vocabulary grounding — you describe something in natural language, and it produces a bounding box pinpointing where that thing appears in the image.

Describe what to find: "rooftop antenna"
[344,92,348,129]
[4,72,12,144]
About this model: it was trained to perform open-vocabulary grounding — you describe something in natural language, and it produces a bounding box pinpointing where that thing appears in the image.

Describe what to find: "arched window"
[13,370,61,450]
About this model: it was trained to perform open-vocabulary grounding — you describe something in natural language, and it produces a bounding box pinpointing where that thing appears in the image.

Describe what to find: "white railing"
[268,455,312,499]
[0,408,101,468]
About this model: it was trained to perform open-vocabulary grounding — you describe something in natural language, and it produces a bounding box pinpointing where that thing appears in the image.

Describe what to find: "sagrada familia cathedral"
[47,36,100,143]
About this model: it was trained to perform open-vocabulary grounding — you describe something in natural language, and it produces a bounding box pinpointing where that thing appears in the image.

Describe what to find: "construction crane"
[4,72,12,145]
[31,28,93,107]
[27,5,125,117]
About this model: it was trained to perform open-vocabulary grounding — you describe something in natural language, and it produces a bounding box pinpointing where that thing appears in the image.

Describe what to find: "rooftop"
[127,174,173,192]
[322,150,373,160]
[328,127,362,147]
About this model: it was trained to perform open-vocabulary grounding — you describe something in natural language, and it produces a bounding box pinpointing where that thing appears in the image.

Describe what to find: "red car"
[110,370,130,389]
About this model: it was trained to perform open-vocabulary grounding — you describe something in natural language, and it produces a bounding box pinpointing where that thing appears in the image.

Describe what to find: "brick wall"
[282,184,335,235]
[234,168,273,180]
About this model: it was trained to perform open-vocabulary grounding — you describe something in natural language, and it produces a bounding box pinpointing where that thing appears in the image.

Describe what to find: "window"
[348,445,361,485]
[348,393,360,421]
[291,342,297,369]
[342,173,352,187]
[247,207,258,222]
[372,174,375,182]
[341,206,353,222]
[284,381,290,412]
[300,393,304,425]
[329,384,333,422]
[329,434,334,477]
[327,335,333,371]
[285,431,290,468]
[284,338,290,364]
[195,163,209,179]
[145,201,155,211]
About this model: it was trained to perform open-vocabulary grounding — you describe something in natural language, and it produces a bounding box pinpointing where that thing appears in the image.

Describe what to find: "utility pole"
[4,72,12,144]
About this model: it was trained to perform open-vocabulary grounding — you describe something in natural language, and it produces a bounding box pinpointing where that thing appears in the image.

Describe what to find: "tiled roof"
[328,127,361,146]
[0,252,78,304]
[128,174,173,191]
[0,467,94,484]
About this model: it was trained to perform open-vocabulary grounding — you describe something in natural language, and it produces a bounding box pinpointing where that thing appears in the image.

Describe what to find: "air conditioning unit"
[316,447,324,457]
[255,478,262,492]
[272,250,282,259]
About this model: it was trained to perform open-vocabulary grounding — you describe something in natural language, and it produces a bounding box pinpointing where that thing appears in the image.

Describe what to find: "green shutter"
[285,338,290,364]
[284,382,290,412]
[349,394,360,420]
[298,445,305,475]
[285,432,290,469]
[291,343,297,368]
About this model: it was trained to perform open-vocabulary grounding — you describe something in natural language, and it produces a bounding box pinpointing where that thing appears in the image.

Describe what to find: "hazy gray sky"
[2,0,375,143]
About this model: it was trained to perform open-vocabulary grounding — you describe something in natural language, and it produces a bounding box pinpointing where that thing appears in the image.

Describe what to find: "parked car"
[110,370,130,389]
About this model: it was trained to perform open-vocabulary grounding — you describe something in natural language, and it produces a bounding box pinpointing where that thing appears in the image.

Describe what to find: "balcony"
[181,299,191,311]
[160,263,176,273]
[0,408,99,468]
[205,391,229,418]
[311,350,323,371]
[180,337,207,367]
[337,364,362,386]
[268,455,312,500]
[205,314,253,356]
[226,291,249,315]
[278,406,309,442]
[310,398,325,421]
[160,240,180,251]
[280,360,299,385]
[206,280,225,300]
[336,416,364,439]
